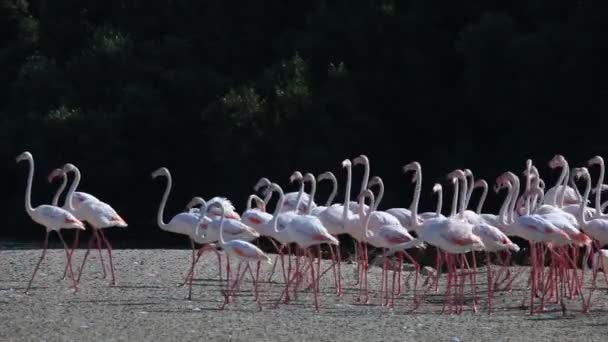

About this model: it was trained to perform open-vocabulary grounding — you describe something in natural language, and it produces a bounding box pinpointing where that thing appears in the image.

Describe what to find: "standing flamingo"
[16,152,85,293]
[151,167,215,288]
[59,163,127,286]
[202,202,271,310]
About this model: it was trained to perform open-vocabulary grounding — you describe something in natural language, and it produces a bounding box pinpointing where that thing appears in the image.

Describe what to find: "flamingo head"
[16,151,32,163]
[289,171,303,183]
[574,167,590,180]
[432,183,442,193]
[463,168,473,178]
[368,176,382,188]
[317,171,334,183]
[303,172,315,184]
[588,155,604,167]
[352,154,369,166]
[473,179,487,189]
[47,168,63,183]
[185,196,206,211]
[61,163,78,174]
[403,161,421,182]
[151,167,169,179]
[548,154,567,169]
[341,159,352,168]
[446,169,465,181]
[253,177,271,192]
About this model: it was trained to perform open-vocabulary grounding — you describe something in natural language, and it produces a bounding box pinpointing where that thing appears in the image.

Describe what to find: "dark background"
[1,0,605,250]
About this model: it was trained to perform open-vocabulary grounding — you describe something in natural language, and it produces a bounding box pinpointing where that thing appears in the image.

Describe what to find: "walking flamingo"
[201,202,271,310]
[59,163,127,286]
[48,168,107,281]
[16,152,85,293]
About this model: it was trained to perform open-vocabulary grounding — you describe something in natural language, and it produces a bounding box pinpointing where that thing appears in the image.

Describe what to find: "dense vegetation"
[1,0,604,248]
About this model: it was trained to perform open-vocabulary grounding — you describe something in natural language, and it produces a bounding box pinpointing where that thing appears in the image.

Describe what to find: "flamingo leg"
[308,249,319,311]
[25,231,50,294]
[56,230,78,292]
[61,230,80,281]
[98,229,116,286]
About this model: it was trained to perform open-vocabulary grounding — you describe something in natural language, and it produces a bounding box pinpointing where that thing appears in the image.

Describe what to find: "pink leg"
[486,252,493,315]
[98,229,116,286]
[56,230,78,292]
[25,231,50,294]
[61,230,80,280]
[308,249,319,311]
[76,231,96,283]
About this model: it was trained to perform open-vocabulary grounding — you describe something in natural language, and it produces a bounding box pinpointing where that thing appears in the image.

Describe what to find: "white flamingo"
[16,152,85,293]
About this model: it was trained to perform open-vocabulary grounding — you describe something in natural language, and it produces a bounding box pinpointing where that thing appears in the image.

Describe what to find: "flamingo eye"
[502,238,509,244]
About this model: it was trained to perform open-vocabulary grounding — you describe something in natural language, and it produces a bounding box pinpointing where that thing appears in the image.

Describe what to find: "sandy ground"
[1,248,608,342]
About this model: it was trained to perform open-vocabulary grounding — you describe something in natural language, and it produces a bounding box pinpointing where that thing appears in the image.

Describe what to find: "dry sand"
[1,248,607,341]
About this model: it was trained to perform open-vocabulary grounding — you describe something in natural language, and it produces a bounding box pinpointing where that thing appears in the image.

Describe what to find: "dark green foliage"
[1,0,603,252]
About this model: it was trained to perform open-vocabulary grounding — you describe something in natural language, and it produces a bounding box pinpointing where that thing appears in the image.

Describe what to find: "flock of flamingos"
[14,151,608,315]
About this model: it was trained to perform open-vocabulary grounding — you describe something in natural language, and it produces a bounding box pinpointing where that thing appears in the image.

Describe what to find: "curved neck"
[342,163,352,224]
[64,167,81,212]
[325,175,338,206]
[557,165,570,207]
[306,176,316,215]
[579,175,591,226]
[594,162,605,215]
[475,182,488,214]
[498,183,514,224]
[270,187,285,233]
[551,163,567,206]
[155,173,172,230]
[373,180,384,211]
[508,176,521,223]
[359,160,370,195]
[449,180,459,217]
[525,163,532,214]
[410,166,422,228]
[435,188,443,216]
[22,157,35,215]
[216,206,226,246]
[293,180,305,213]
[465,174,474,209]
[246,195,256,210]
[53,174,68,207]
[362,195,374,240]
[263,190,272,206]
[458,176,467,219]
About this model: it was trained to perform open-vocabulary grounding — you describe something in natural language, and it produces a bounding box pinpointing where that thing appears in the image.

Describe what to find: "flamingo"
[48,168,107,281]
[16,151,84,293]
[267,182,339,311]
[59,163,127,286]
[419,183,445,220]
[544,155,581,206]
[405,163,485,314]
[200,202,271,310]
[253,176,314,213]
[151,167,219,288]
[573,167,608,311]
[310,171,338,216]
[496,172,572,315]
[356,189,420,307]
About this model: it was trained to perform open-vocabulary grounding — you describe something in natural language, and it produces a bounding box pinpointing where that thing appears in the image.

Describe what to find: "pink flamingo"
[48,168,107,281]
[16,152,85,293]
[405,163,485,314]
[59,163,127,286]
[201,202,271,310]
